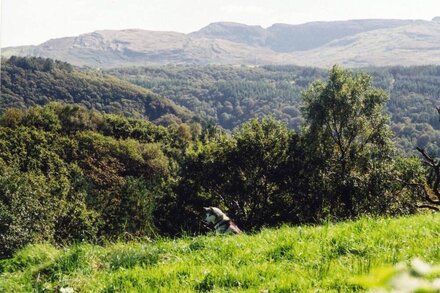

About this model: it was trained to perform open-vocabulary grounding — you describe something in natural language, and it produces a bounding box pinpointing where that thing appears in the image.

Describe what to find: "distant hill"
[2,18,440,68]
[0,57,192,123]
[193,19,414,52]
[1,30,296,68]
[296,21,440,67]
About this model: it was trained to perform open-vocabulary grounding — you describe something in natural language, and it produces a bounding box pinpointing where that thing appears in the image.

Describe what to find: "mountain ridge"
[2,18,440,68]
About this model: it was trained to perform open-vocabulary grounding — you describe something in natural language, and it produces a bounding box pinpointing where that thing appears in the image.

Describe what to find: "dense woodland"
[109,65,440,155]
[1,63,438,258]
[1,57,192,125]
[2,57,439,156]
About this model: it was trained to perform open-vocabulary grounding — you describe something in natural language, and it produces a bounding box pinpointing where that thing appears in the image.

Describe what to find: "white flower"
[389,272,430,293]
[410,258,433,276]
[60,287,74,293]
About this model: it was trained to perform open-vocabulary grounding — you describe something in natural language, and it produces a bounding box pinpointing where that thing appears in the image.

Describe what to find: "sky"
[1,0,440,47]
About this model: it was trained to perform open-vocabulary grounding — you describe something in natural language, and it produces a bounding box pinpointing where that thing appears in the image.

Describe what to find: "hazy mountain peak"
[199,21,264,29]
[2,18,440,68]
[191,21,267,47]
[266,19,418,52]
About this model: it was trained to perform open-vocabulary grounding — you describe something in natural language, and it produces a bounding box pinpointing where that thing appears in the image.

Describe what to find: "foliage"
[0,103,184,257]
[108,64,440,156]
[1,56,192,124]
[108,65,316,131]
[169,68,423,233]
[0,64,433,257]
[177,117,305,231]
[0,214,439,292]
[414,107,440,211]
[302,66,398,218]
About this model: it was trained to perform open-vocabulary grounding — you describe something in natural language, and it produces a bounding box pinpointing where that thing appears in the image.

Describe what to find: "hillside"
[108,64,440,155]
[1,30,299,68]
[0,57,192,123]
[1,68,439,292]
[192,19,414,52]
[3,69,435,260]
[3,18,440,68]
[0,102,198,258]
[1,214,439,292]
[297,21,440,67]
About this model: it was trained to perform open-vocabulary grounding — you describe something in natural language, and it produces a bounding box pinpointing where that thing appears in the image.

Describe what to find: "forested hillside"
[1,57,192,124]
[0,102,197,258]
[109,65,440,155]
[3,67,437,259]
[2,57,438,155]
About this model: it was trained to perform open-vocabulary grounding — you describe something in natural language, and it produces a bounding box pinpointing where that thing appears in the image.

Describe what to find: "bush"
[0,103,176,256]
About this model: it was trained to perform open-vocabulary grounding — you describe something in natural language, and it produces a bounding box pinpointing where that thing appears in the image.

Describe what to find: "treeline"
[108,64,440,155]
[1,56,192,124]
[1,67,432,258]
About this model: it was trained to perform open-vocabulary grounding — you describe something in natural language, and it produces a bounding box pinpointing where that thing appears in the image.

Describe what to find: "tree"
[175,117,300,231]
[302,65,396,218]
[225,117,298,227]
[415,105,440,210]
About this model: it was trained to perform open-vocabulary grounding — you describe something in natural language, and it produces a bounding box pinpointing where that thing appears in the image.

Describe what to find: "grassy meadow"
[1,213,439,292]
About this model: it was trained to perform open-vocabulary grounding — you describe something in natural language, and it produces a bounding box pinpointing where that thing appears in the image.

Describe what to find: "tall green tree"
[175,118,301,231]
[302,65,399,218]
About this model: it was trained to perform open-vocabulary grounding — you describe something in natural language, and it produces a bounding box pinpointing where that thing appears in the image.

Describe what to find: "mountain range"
[2,18,440,68]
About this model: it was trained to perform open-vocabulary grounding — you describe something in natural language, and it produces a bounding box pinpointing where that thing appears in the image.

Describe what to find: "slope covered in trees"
[1,57,192,124]
[1,67,430,258]
[109,64,440,155]
[0,102,196,258]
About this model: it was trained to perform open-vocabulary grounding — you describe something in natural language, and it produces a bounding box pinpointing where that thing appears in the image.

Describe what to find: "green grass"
[1,213,439,292]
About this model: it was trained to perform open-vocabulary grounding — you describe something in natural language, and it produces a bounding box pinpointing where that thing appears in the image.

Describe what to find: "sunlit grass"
[1,213,439,292]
